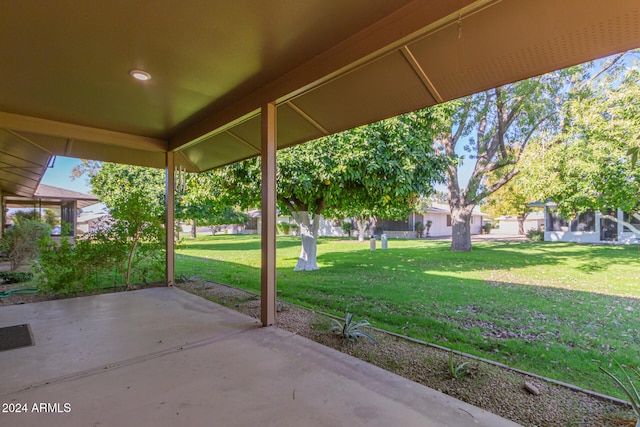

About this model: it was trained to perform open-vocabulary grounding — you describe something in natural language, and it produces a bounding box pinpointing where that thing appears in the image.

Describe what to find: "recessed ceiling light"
[130,70,151,81]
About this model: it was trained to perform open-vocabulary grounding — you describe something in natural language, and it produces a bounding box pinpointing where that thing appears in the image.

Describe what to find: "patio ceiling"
[1,0,640,198]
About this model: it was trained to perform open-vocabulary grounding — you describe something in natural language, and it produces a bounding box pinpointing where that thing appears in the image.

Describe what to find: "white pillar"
[261,103,277,326]
[166,152,175,286]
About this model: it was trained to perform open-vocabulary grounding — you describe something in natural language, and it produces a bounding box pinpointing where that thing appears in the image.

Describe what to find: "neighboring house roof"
[4,184,99,209]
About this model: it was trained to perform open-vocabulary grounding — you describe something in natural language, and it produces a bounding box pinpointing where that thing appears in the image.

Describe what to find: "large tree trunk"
[292,211,320,271]
[516,213,529,235]
[450,205,473,252]
[355,217,368,242]
[191,219,197,238]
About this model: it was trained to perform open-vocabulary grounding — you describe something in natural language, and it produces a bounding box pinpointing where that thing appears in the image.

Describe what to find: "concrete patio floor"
[0,287,519,426]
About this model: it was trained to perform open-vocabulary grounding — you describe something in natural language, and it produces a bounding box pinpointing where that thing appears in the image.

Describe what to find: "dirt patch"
[177,279,636,427]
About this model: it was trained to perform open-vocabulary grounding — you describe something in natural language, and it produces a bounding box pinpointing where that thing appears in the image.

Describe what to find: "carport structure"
[1,1,639,325]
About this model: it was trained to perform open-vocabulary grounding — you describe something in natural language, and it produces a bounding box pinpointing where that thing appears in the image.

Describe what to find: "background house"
[249,203,488,239]
[493,211,545,235]
[3,184,99,238]
[544,204,640,244]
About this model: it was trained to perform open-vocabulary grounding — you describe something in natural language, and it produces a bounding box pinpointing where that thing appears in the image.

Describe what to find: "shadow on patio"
[0,287,518,426]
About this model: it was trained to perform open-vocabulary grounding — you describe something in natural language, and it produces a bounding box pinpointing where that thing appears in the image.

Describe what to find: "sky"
[40,157,104,213]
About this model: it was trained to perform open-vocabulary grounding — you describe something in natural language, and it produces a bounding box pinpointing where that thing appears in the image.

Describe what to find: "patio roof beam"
[166,152,175,287]
[260,103,277,327]
[0,112,168,153]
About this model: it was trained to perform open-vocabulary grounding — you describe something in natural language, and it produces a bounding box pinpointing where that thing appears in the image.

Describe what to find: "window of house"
[570,211,596,232]
[546,208,568,231]
[446,215,451,227]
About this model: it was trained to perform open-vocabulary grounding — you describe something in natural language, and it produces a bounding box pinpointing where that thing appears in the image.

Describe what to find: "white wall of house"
[494,213,544,235]
[251,205,487,239]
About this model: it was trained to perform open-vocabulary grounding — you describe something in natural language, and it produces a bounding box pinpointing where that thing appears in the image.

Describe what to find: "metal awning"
[1,0,639,198]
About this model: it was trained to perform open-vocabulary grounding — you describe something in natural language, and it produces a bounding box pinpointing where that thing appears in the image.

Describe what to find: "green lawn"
[176,234,640,399]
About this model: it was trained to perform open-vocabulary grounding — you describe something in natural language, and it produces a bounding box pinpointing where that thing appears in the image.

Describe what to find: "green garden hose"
[0,288,39,298]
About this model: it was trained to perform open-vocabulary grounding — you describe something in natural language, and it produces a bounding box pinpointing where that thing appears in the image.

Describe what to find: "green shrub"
[341,221,353,237]
[278,221,291,235]
[36,226,87,295]
[415,221,425,238]
[0,218,51,270]
[330,313,376,343]
[526,228,544,242]
[0,271,33,284]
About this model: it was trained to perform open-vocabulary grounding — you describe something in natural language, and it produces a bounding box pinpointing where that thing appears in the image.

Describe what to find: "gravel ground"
[176,279,637,427]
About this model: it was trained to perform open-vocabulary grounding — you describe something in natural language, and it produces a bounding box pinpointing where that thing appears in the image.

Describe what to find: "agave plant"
[600,360,640,427]
[330,313,376,343]
[448,353,471,379]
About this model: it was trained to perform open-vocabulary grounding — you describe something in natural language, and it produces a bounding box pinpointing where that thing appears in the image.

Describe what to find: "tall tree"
[532,55,640,229]
[89,163,166,288]
[483,142,548,234]
[434,59,613,251]
[216,109,449,271]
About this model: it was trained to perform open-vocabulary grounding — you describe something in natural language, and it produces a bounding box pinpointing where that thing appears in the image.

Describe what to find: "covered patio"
[1,1,640,424]
[0,287,517,426]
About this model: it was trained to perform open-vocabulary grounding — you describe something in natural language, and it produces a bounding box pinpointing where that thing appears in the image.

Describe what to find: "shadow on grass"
[178,234,301,252]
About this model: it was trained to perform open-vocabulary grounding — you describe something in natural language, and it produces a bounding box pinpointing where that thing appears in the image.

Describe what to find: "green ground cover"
[176,234,640,399]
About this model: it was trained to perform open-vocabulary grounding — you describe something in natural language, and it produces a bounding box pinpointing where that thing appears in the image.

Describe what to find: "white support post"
[261,103,277,326]
[166,152,176,286]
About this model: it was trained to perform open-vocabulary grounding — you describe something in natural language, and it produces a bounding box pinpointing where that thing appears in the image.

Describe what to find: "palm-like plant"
[600,360,640,427]
[330,313,376,343]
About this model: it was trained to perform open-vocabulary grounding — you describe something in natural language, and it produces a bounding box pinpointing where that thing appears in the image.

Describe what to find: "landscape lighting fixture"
[130,69,151,81]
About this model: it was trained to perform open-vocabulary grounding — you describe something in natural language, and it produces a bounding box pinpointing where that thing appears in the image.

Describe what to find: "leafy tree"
[216,108,448,270]
[1,217,51,270]
[43,209,58,228]
[176,173,248,237]
[483,143,546,234]
[532,55,640,230]
[89,163,166,288]
[434,54,625,251]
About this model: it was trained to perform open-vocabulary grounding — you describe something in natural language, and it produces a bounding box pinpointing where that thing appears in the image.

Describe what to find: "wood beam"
[261,103,277,327]
[165,152,175,287]
[0,112,168,152]
[400,46,444,103]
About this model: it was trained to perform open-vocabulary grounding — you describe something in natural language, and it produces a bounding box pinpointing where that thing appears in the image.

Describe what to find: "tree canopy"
[530,56,640,221]
[214,108,449,270]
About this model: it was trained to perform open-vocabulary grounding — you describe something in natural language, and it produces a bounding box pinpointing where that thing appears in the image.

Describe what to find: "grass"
[176,234,640,399]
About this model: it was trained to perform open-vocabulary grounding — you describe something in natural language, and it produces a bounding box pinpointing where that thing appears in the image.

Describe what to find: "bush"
[0,271,33,284]
[341,221,353,237]
[36,226,88,295]
[415,221,425,238]
[0,218,51,270]
[526,228,544,242]
[278,221,291,235]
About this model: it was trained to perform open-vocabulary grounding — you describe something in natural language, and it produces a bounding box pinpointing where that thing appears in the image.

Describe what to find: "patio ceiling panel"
[276,103,329,150]
[286,49,438,139]
[180,130,261,173]
[408,0,640,102]
[0,129,50,197]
